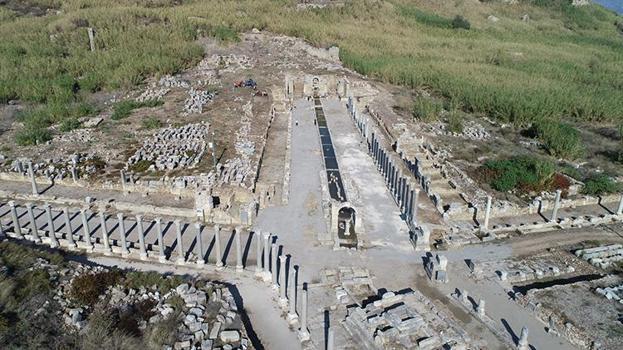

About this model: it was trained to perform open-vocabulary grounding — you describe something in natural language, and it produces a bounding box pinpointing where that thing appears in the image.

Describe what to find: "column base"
[196,259,205,266]
[85,245,94,253]
[140,253,148,261]
[159,255,168,263]
[236,265,244,272]
[287,313,299,325]
[121,250,130,258]
[297,330,310,342]
[103,248,113,256]
[175,258,186,265]
[278,298,288,309]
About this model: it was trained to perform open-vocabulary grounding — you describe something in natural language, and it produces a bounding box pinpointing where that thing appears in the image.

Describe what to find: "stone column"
[81,209,93,252]
[403,183,411,215]
[0,218,4,236]
[120,170,127,190]
[617,194,623,216]
[26,203,40,243]
[410,189,420,226]
[279,255,287,303]
[327,327,335,350]
[235,226,243,272]
[136,215,147,260]
[27,161,38,195]
[195,222,204,265]
[71,165,78,182]
[213,224,223,267]
[63,207,76,248]
[175,220,185,264]
[255,230,263,273]
[477,299,485,317]
[156,218,166,262]
[551,189,562,223]
[288,266,298,321]
[263,232,271,274]
[406,188,414,223]
[271,243,278,288]
[517,326,529,350]
[400,178,408,211]
[118,213,130,257]
[483,195,492,230]
[99,211,111,254]
[298,287,310,341]
[461,289,469,304]
[44,204,59,248]
[9,201,23,238]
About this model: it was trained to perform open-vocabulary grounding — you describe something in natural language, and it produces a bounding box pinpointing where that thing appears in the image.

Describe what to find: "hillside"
[0,0,622,145]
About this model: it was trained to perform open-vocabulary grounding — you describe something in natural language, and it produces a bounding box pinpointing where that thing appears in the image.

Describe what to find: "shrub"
[15,126,52,146]
[210,25,240,42]
[111,100,163,121]
[484,156,556,193]
[447,110,464,133]
[124,271,185,293]
[582,174,621,195]
[451,15,471,30]
[413,98,442,122]
[401,8,452,28]
[141,117,162,130]
[70,271,122,306]
[60,118,82,132]
[534,121,584,160]
[129,159,152,173]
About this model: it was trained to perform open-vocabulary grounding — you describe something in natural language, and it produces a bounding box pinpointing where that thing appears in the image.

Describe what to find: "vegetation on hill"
[1,0,622,144]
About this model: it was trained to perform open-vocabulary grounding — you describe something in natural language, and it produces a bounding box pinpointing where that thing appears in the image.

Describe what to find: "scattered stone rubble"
[29,256,252,350]
[159,75,191,89]
[182,88,217,115]
[8,153,100,180]
[575,244,623,269]
[343,290,472,350]
[198,55,254,73]
[596,284,623,304]
[428,120,491,140]
[127,123,208,172]
[136,87,170,102]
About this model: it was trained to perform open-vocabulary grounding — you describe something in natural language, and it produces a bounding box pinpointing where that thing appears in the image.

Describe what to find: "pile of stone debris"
[183,88,216,115]
[7,153,100,180]
[126,122,209,172]
[36,258,252,350]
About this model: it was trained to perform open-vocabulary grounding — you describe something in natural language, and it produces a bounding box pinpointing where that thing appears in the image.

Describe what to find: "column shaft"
[64,208,76,247]
[195,222,204,265]
[214,225,223,267]
[26,203,40,242]
[118,213,129,256]
[136,215,147,260]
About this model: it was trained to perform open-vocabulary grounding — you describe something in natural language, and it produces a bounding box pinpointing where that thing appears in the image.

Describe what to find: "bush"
[111,100,163,121]
[413,98,442,122]
[447,110,464,133]
[129,159,152,173]
[15,126,52,146]
[124,271,185,293]
[141,117,162,130]
[60,118,82,132]
[399,7,452,28]
[210,25,240,42]
[452,15,471,30]
[534,121,584,160]
[484,156,556,193]
[582,174,621,196]
[70,271,122,306]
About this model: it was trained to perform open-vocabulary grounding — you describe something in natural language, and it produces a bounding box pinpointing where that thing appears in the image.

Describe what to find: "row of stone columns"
[2,202,259,270]
[4,201,312,342]
[368,134,420,227]
[252,230,309,342]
